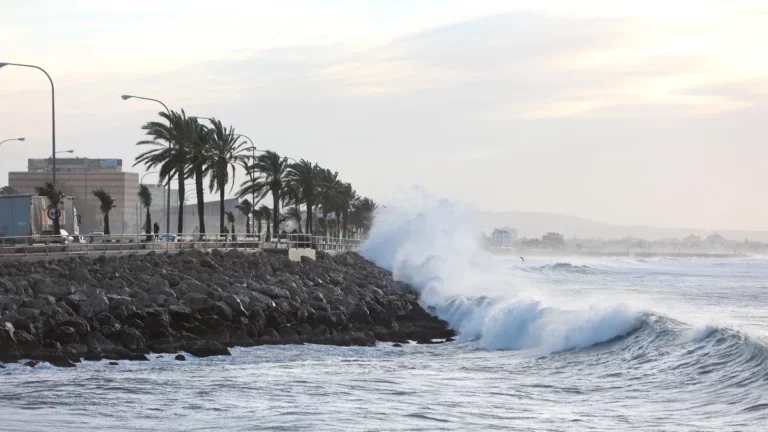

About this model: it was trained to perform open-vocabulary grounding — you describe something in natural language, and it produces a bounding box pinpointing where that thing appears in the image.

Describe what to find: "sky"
[1,0,767,231]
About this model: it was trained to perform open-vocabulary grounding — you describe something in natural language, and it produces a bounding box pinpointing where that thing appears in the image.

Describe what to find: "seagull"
[519,256,525,264]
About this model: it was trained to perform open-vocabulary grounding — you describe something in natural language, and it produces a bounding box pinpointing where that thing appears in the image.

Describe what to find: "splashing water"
[360,194,641,353]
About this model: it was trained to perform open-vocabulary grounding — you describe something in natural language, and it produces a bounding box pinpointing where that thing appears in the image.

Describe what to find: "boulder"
[174,354,186,361]
[85,293,110,315]
[211,302,233,321]
[183,293,213,311]
[182,341,231,358]
[222,294,247,317]
[0,295,23,313]
[252,284,290,300]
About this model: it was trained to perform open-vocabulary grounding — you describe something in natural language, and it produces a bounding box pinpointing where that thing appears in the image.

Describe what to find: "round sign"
[47,206,61,221]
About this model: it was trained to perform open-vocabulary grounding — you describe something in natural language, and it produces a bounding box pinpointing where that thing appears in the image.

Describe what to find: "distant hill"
[478,211,768,242]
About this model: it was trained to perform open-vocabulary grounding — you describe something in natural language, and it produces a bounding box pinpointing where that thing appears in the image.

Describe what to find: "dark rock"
[128,353,149,361]
[175,354,186,361]
[393,343,403,347]
[24,360,39,367]
[182,341,231,358]
[183,293,213,311]
[108,361,119,366]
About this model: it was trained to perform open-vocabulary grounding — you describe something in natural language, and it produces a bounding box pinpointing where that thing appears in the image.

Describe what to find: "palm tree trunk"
[177,169,184,235]
[145,207,152,241]
[219,187,225,234]
[305,200,311,234]
[145,207,151,234]
[245,215,251,234]
[104,213,111,235]
[53,214,61,236]
[272,190,280,236]
[257,219,262,239]
[266,218,271,241]
[322,207,328,236]
[342,209,348,239]
[195,166,206,236]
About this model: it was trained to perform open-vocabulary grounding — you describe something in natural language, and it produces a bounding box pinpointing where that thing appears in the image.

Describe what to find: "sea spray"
[361,193,641,352]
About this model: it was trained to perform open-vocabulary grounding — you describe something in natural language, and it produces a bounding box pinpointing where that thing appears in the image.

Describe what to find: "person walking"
[153,222,160,241]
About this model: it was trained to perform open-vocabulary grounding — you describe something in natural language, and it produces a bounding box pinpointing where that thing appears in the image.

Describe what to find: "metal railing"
[0,232,362,259]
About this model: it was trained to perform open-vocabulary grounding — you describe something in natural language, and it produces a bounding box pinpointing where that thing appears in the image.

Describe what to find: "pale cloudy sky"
[1,0,767,230]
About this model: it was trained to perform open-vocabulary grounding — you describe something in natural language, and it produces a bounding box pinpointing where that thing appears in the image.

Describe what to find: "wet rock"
[175,354,186,361]
[24,360,39,367]
[393,343,403,347]
[108,361,119,366]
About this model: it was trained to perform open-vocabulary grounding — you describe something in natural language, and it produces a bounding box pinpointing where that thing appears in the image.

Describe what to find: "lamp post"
[48,150,73,173]
[0,137,25,146]
[121,94,172,237]
[0,62,56,184]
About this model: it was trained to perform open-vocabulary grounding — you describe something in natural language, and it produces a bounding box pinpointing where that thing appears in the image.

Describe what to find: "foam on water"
[360,193,642,353]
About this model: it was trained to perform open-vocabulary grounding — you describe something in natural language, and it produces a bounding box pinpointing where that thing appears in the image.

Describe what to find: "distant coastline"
[488,249,749,259]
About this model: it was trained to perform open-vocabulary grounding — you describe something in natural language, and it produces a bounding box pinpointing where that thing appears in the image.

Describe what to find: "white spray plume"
[361,190,640,353]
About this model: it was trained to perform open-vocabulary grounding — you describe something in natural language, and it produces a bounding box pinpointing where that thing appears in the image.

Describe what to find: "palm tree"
[135,109,198,235]
[256,205,272,240]
[237,150,288,237]
[186,122,213,237]
[35,182,63,235]
[0,186,18,196]
[285,206,302,231]
[335,182,359,239]
[138,184,153,240]
[317,168,341,236]
[225,211,235,237]
[286,159,320,234]
[351,197,377,237]
[205,118,248,235]
[92,188,116,235]
[281,180,303,233]
[235,199,253,235]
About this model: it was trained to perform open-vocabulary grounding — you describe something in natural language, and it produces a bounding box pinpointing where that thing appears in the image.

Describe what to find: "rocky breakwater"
[0,250,454,367]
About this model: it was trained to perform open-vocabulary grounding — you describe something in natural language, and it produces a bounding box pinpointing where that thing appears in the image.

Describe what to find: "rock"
[174,354,186,361]
[184,293,213,311]
[252,284,290,300]
[108,361,119,366]
[211,302,233,321]
[225,249,240,258]
[30,275,73,299]
[222,294,247,317]
[86,293,110,315]
[128,353,149,361]
[149,280,175,299]
[183,280,217,297]
[51,326,78,344]
[85,331,115,353]
[393,343,403,347]
[24,360,39,367]
[96,312,116,327]
[0,364,5,368]
[0,295,23,313]
[182,342,231,358]
[167,305,192,323]
[106,295,133,309]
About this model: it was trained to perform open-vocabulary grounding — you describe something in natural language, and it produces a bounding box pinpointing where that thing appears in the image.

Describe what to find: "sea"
[1,201,767,431]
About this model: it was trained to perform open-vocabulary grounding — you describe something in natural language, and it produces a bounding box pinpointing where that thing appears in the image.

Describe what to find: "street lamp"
[0,137,25,146]
[49,149,73,158]
[0,62,56,184]
[121,94,172,236]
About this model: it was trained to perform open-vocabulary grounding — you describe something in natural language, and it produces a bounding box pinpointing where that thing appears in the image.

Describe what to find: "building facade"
[9,158,140,234]
[491,227,518,247]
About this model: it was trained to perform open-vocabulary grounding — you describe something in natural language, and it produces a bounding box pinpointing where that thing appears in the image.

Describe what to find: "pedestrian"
[153,222,160,241]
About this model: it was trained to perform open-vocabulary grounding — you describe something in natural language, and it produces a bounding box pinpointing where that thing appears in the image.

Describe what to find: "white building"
[491,227,517,247]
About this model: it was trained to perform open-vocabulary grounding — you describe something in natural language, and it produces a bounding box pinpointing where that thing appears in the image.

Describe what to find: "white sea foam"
[360,192,641,353]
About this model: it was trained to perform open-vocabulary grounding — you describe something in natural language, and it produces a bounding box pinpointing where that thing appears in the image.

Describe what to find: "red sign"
[47,206,61,221]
